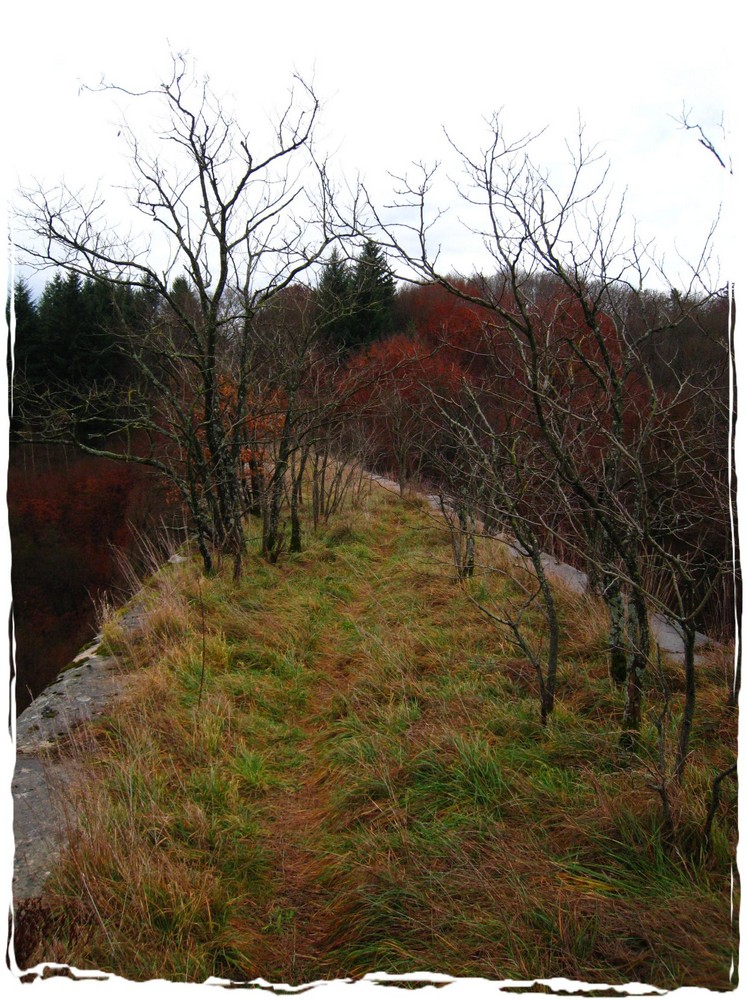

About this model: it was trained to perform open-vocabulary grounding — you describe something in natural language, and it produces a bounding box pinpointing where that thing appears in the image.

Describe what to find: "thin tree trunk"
[675,624,697,782]
[621,592,649,747]
[526,542,559,723]
[264,412,293,561]
[290,448,308,554]
[605,574,628,684]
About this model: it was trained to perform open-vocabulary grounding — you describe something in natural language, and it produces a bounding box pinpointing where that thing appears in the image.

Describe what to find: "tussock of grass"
[19,477,738,990]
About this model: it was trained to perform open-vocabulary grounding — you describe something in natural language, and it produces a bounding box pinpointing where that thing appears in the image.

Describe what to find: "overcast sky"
[1,0,740,297]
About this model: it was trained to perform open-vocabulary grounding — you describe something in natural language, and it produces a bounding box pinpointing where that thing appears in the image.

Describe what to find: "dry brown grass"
[16,478,738,988]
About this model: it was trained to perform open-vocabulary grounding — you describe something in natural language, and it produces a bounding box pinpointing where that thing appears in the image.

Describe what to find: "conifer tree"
[8,279,40,423]
[8,279,40,378]
[315,247,354,348]
[11,272,147,434]
[349,240,396,350]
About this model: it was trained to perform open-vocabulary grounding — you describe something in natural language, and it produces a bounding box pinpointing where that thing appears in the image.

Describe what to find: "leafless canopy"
[15,55,341,577]
[363,115,730,745]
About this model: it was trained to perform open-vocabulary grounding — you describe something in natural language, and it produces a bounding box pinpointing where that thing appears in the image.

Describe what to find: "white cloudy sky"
[0,0,739,295]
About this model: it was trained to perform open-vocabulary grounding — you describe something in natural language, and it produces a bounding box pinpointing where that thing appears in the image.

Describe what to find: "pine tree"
[12,273,144,434]
[349,240,396,350]
[35,272,86,385]
[315,248,354,349]
[8,279,40,375]
[8,279,41,423]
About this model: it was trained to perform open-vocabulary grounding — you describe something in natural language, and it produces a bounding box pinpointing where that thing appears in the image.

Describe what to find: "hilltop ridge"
[11,477,738,988]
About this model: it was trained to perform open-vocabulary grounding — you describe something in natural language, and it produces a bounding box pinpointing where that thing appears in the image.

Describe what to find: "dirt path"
[251,659,354,982]
[255,755,334,981]
[245,504,408,984]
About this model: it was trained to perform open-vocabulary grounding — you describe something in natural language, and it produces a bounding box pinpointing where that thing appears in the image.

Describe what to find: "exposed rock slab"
[12,603,146,900]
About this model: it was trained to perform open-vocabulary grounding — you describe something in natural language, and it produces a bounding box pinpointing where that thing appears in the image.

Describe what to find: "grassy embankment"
[20,478,738,988]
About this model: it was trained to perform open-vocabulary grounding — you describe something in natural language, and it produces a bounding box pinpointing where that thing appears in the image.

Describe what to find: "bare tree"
[633,358,733,779]
[429,379,561,723]
[14,55,336,577]
[365,117,724,744]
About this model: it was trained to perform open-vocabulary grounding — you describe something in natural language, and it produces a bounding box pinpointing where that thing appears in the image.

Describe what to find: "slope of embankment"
[11,478,738,989]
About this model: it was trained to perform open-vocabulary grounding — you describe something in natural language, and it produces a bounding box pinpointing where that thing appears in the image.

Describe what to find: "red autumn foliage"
[337,334,469,485]
[8,444,180,713]
[397,281,492,370]
[341,333,466,410]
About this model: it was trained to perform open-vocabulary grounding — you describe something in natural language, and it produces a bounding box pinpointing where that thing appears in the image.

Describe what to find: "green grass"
[23,477,739,989]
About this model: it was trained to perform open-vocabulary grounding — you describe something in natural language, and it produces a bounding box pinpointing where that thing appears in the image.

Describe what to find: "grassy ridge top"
[27,481,737,988]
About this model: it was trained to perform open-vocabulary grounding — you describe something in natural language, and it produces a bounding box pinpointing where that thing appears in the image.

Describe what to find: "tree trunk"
[675,624,697,782]
[621,593,650,747]
[264,411,293,561]
[527,541,559,724]
[289,448,308,554]
[605,574,628,685]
